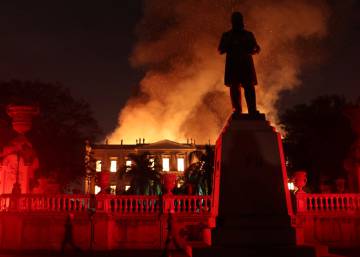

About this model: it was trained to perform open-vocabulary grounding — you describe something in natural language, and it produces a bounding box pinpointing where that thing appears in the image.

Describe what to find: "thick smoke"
[109,0,329,144]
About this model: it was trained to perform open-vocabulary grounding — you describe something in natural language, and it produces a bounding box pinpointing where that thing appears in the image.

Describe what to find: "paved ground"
[329,247,360,257]
[0,250,169,257]
[0,250,190,257]
[0,248,358,257]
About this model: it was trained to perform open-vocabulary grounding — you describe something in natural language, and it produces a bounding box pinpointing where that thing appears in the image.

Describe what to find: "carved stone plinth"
[192,116,316,257]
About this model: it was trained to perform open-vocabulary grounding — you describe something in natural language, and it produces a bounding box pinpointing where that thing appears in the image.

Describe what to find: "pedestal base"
[192,116,315,257]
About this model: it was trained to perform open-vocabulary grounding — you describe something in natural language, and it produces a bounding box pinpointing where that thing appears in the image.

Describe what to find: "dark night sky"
[0,1,359,136]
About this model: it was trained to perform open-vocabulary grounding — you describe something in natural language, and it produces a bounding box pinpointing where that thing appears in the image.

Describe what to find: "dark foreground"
[0,250,171,257]
[0,247,359,257]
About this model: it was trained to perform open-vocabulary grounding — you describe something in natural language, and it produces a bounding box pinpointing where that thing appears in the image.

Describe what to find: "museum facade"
[85,139,209,194]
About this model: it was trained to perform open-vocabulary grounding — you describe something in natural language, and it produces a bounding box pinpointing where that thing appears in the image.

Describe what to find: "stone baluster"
[35,197,39,210]
[319,196,323,211]
[324,196,329,211]
[314,196,319,211]
[129,198,133,213]
[347,196,352,210]
[328,196,333,211]
[115,199,118,212]
[119,199,123,212]
[352,196,357,210]
[126,199,130,213]
[355,196,358,210]
[50,197,53,211]
[336,197,340,210]
[136,198,139,213]
[150,199,153,212]
[141,199,145,212]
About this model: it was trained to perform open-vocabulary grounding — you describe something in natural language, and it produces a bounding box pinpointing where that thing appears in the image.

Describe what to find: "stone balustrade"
[0,193,215,251]
[0,194,213,215]
[97,195,161,213]
[294,192,360,247]
[296,193,360,214]
[171,195,212,214]
[0,194,91,212]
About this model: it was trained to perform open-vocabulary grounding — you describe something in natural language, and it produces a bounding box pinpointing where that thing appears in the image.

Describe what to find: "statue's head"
[231,11,244,30]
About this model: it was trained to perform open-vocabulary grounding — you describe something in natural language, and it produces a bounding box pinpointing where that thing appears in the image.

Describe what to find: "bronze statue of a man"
[218,12,260,117]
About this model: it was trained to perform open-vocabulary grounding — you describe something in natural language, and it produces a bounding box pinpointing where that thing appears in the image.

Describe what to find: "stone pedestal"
[193,116,316,257]
[0,104,39,195]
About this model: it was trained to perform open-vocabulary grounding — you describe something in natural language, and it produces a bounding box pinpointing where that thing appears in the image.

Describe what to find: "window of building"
[125,185,131,192]
[149,158,155,169]
[95,160,102,172]
[125,159,132,172]
[162,157,170,172]
[177,157,185,172]
[95,185,101,195]
[110,159,117,172]
[110,185,116,195]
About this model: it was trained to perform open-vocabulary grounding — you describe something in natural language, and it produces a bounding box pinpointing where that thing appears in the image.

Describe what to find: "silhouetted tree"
[279,95,358,192]
[0,80,101,189]
[179,145,214,195]
[119,152,162,195]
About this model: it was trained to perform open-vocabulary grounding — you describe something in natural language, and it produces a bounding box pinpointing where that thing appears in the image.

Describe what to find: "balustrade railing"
[0,194,213,215]
[296,193,360,214]
[0,194,91,212]
[171,195,212,214]
[98,195,161,214]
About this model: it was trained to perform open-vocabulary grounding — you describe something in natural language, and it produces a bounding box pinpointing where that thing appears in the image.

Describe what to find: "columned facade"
[85,140,208,194]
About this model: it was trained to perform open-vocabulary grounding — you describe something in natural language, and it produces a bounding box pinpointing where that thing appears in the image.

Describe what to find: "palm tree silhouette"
[119,152,162,195]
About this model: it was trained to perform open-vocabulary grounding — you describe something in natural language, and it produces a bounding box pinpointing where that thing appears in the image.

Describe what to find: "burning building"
[84,139,210,194]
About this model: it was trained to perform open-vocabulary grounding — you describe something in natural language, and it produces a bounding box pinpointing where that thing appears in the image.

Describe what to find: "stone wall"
[0,211,211,251]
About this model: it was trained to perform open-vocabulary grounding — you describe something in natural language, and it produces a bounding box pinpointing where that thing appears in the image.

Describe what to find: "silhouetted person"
[219,12,260,117]
[161,212,181,257]
[60,214,81,254]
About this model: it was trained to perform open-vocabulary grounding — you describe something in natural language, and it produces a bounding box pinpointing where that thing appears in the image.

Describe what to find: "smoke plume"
[109,0,329,144]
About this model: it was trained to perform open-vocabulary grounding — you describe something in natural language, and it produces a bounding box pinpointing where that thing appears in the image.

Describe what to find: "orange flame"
[108,0,329,144]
